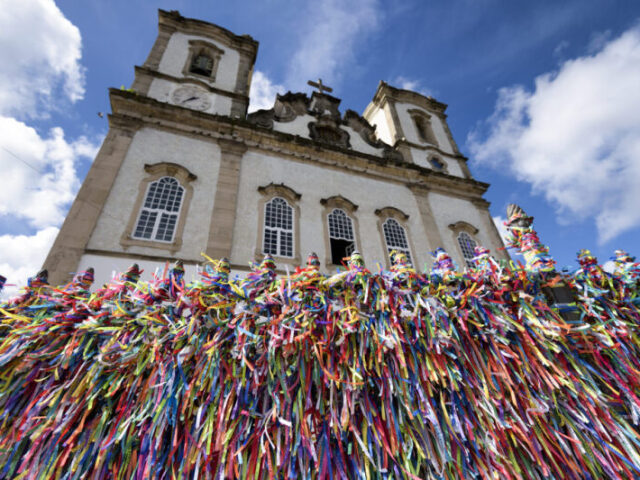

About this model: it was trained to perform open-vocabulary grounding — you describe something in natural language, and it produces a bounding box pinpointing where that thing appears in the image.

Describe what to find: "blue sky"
[1,0,640,291]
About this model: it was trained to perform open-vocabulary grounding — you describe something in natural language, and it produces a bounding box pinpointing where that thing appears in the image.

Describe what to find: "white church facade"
[44,9,508,286]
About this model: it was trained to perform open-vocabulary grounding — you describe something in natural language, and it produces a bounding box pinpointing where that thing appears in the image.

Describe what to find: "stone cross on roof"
[307,78,333,94]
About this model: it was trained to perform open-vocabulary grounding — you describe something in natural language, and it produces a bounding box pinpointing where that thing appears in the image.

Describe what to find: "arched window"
[190,53,214,77]
[328,208,355,265]
[263,197,294,257]
[457,231,477,267]
[383,218,412,265]
[133,176,184,242]
[122,163,196,252]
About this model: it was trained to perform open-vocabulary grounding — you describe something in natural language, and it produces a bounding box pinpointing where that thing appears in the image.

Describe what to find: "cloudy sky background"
[1,0,640,295]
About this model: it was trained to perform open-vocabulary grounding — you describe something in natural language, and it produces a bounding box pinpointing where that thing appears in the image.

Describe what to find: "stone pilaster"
[131,24,176,95]
[471,198,511,261]
[408,184,445,255]
[205,139,247,259]
[43,122,139,285]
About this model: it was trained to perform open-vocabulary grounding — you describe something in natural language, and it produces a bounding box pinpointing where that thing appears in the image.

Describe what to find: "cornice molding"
[257,183,302,201]
[370,81,448,114]
[217,138,248,156]
[374,206,409,221]
[134,66,248,101]
[108,90,490,202]
[144,162,197,182]
[320,195,358,212]
[157,10,258,60]
[394,138,467,161]
[448,221,479,235]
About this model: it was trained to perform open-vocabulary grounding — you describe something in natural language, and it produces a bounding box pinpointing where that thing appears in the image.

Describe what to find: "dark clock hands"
[183,96,198,103]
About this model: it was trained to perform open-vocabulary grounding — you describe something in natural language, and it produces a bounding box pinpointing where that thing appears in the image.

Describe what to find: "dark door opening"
[330,239,354,265]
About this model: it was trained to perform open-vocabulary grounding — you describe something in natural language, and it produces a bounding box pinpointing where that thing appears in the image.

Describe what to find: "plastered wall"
[87,127,221,260]
[231,150,434,270]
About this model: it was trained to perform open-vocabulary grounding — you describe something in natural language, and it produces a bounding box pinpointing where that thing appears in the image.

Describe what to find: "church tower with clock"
[44,9,508,286]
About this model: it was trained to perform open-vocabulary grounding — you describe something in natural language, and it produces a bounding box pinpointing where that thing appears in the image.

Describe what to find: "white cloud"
[286,0,380,90]
[0,227,59,299]
[0,0,85,118]
[0,116,99,229]
[248,71,286,113]
[392,76,433,97]
[0,1,101,294]
[469,25,640,244]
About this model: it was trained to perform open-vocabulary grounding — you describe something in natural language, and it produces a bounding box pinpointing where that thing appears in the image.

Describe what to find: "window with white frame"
[457,231,477,267]
[328,208,355,265]
[263,197,294,257]
[133,176,184,242]
[383,218,412,265]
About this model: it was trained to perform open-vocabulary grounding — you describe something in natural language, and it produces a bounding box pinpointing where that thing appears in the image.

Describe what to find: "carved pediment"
[308,117,350,149]
[248,89,405,159]
[247,108,275,128]
[274,92,309,122]
[309,92,342,121]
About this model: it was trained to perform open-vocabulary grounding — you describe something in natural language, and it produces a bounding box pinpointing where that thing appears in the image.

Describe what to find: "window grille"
[328,209,354,241]
[457,231,477,267]
[263,197,294,257]
[383,218,412,265]
[133,177,184,242]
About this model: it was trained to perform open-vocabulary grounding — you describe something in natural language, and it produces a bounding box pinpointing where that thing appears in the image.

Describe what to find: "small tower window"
[410,111,438,145]
[429,156,445,171]
[457,231,477,267]
[328,208,355,265]
[190,53,214,77]
[383,218,412,265]
[263,197,294,257]
[183,40,224,82]
[133,176,184,242]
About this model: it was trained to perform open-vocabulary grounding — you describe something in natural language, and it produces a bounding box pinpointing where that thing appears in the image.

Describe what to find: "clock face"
[171,85,212,111]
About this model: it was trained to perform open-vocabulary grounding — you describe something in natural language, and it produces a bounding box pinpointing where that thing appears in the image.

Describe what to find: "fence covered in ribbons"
[0,204,640,479]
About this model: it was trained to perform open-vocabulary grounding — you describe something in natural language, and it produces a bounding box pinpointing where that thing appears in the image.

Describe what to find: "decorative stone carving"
[274,92,309,122]
[343,110,380,147]
[382,146,404,162]
[246,109,274,128]
[247,92,310,128]
[308,118,350,148]
[248,89,406,157]
[309,92,341,120]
